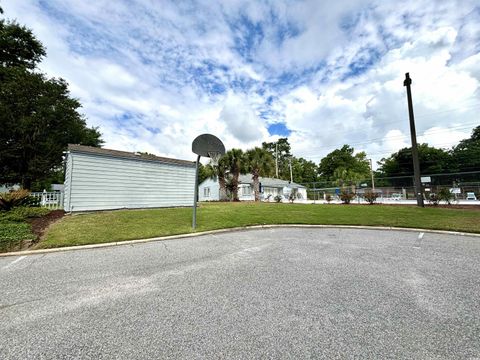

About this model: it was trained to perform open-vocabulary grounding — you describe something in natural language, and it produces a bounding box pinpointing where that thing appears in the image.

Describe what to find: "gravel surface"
[1,227,479,359]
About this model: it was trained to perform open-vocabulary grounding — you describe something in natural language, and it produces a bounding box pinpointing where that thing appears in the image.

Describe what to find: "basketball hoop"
[207,151,222,166]
[191,133,225,229]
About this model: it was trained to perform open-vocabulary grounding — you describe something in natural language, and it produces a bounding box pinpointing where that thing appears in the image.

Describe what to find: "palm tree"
[204,158,229,201]
[223,148,245,201]
[245,147,275,201]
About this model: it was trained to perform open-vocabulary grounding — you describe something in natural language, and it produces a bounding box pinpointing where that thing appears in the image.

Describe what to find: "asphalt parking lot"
[1,227,479,359]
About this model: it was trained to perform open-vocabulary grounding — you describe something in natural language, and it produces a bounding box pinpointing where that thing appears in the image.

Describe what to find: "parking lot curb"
[1,224,479,257]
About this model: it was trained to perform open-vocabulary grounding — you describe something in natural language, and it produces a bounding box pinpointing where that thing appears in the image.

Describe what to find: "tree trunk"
[219,176,227,201]
[252,171,260,201]
[232,173,239,201]
[21,175,31,191]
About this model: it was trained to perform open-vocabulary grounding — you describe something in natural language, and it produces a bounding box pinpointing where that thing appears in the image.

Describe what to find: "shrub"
[325,194,332,203]
[363,191,378,205]
[438,188,453,205]
[288,193,296,203]
[0,207,50,223]
[340,190,355,204]
[428,193,439,206]
[0,190,40,211]
[274,195,282,203]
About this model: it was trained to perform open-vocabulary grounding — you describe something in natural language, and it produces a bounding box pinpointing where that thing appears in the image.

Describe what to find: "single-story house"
[64,144,196,212]
[199,174,307,202]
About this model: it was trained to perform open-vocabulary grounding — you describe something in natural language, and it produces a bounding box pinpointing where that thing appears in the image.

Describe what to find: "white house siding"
[64,150,195,212]
[238,184,255,201]
[63,154,73,211]
[198,178,220,201]
[198,175,307,203]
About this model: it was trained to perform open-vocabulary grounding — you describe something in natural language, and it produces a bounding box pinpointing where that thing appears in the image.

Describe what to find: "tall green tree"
[377,144,451,185]
[318,145,370,184]
[291,157,318,184]
[451,125,480,175]
[197,162,210,185]
[245,147,274,201]
[222,148,245,201]
[262,137,291,180]
[0,13,102,190]
[0,19,45,69]
[202,160,229,201]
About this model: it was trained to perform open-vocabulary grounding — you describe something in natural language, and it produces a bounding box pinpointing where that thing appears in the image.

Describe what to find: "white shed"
[64,144,196,212]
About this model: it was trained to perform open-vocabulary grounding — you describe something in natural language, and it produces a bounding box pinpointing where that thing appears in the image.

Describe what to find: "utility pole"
[275,142,279,178]
[289,157,293,183]
[403,73,424,207]
[369,159,375,192]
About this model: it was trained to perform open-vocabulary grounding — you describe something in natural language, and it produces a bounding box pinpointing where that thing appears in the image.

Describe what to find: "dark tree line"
[0,12,102,190]
[377,126,480,186]
[199,126,480,192]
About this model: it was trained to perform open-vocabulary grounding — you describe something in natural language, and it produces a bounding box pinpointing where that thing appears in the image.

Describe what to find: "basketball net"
[208,151,222,166]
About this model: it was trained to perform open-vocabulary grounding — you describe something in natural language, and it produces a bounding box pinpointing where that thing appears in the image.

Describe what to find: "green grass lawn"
[38,202,480,249]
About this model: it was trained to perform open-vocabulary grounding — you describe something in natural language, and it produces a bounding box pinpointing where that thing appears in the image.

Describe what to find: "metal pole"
[275,142,279,178]
[289,157,293,183]
[192,155,201,229]
[403,73,424,207]
[369,158,375,192]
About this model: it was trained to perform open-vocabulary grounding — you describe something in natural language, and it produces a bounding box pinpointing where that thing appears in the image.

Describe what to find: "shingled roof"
[67,144,196,167]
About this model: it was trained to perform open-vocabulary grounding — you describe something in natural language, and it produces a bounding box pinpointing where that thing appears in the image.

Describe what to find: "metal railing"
[31,191,64,210]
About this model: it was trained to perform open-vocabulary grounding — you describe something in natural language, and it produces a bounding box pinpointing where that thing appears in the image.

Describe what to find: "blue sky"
[3,0,480,167]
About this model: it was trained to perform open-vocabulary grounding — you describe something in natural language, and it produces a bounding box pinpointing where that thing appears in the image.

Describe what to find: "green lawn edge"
[38,203,480,249]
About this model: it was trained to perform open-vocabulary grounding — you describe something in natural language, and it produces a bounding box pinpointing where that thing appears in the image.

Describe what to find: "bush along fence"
[0,190,56,252]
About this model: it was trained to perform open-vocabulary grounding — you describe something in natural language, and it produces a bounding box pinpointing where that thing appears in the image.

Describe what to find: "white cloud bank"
[2,0,479,168]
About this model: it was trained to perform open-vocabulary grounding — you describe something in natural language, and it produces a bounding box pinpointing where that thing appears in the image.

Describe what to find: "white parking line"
[413,232,425,249]
[1,256,26,270]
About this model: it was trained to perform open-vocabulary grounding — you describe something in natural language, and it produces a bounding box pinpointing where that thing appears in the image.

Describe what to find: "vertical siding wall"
[63,154,73,211]
[65,153,195,212]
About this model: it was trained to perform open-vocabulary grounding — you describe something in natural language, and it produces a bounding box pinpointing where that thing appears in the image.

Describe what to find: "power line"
[300,123,478,155]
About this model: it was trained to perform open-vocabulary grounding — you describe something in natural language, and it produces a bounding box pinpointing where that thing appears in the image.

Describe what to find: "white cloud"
[2,0,479,167]
[218,93,269,144]
[278,15,479,166]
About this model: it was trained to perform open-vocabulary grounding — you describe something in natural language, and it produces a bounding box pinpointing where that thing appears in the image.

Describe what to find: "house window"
[242,186,252,196]
[204,187,210,197]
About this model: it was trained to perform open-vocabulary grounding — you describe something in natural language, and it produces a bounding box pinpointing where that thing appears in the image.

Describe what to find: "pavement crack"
[162,241,172,253]
[0,297,46,311]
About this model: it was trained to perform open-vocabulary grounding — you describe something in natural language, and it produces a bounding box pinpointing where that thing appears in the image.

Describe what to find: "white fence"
[31,191,64,210]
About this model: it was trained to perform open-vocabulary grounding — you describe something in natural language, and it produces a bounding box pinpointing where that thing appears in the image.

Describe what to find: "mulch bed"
[27,210,65,241]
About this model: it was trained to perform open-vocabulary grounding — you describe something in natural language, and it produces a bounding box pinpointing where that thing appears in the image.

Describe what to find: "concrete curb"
[1,224,479,257]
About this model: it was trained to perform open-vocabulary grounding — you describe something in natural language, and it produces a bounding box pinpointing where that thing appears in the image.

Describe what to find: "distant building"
[64,144,196,212]
[0,184,20,193]
[199,174,307,202]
